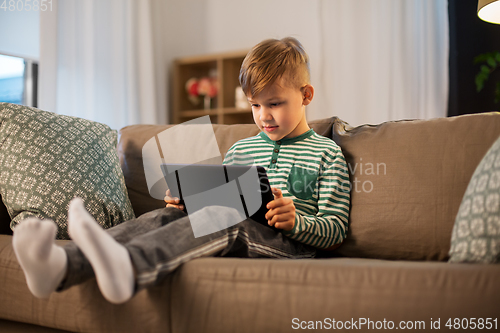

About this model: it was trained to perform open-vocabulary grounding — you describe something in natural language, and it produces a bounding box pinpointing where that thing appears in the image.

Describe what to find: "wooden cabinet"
[172,50,254,124]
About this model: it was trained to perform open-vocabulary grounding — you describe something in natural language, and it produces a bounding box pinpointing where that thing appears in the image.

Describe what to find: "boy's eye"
[251,104,260,108]
[270,102,282,108]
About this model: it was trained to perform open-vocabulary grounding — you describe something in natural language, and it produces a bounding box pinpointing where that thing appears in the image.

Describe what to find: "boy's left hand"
[265,188,295,231]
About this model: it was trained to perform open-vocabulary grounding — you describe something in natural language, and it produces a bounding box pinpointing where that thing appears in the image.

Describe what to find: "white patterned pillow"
[0,103,135,239]
[449,135,500,263]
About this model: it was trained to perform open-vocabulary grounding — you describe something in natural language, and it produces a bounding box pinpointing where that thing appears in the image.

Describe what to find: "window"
[0,54,38,107]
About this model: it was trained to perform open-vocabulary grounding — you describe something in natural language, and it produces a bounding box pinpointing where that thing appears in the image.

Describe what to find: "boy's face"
[248,79,313,141]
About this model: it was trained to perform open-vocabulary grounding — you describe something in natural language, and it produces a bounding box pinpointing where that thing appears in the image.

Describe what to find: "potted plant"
[474,51,500,104]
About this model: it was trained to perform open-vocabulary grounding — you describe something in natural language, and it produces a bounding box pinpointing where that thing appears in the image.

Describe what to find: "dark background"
[448,0,500,117]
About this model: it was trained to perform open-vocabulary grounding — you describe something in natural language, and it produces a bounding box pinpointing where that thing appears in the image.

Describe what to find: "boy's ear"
[302,85,314,106]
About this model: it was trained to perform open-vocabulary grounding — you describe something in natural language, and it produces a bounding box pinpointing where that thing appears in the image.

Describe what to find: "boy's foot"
[67,198,134,304]
[12,218,67,298]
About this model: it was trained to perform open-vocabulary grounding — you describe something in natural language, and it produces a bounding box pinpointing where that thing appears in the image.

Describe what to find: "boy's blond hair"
[239,37,310,98]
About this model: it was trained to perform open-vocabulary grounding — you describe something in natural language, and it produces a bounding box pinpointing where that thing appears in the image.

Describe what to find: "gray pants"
[59,207,316,293]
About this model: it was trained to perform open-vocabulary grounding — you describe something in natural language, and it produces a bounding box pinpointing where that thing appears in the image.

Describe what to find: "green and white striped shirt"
[223,129,350,249]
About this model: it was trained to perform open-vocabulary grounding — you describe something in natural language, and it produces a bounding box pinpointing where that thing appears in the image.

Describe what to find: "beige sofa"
[1,113,499,332]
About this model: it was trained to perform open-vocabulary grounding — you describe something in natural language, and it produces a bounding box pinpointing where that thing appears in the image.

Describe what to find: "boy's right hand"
[164,189,184,211]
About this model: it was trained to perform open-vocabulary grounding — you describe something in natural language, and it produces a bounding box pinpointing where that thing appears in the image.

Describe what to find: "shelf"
[222,107,252,114]
[172,50,252,125]
[179,107,251,116]
[179,109,219,117]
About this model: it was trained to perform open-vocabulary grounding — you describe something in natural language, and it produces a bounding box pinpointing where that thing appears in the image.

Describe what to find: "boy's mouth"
[263,125,279,132]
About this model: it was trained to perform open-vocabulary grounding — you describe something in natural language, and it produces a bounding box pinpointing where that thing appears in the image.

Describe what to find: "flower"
[198,77,218,98]
[186,78,199,95]
[185,76,218,105]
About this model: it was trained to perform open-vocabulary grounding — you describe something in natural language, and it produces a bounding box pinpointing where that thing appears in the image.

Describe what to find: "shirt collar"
[259,129,315,145]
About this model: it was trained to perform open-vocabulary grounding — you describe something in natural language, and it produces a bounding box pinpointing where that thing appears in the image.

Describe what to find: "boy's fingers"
[166,203,184,210]
[267,197,282,209]
[267,197,291,210]
[164,196,180,203]
[274,221,286,229]
[272,187,283,199]
[165,190,180,201]
[265,205,287,220]
[269,215,290,227]
[268,215,280,226]
[274,221,293,231]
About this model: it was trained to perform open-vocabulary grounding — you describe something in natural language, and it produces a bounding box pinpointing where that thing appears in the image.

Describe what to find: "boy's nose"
[259,107,273,121]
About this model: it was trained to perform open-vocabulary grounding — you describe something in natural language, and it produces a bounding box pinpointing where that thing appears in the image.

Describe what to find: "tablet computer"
[160,164,275,229]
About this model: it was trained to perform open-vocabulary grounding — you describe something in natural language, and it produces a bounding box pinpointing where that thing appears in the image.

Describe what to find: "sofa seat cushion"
[1,233,499,333]
[0,103,135,239]
[170,257,500,332]
[333,112,500,261]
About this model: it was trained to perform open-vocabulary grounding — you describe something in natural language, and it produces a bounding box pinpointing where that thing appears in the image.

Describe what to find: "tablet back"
[161,164,274,229]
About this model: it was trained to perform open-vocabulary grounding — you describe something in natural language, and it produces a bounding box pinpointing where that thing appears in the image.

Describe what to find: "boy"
[13,37,350,304]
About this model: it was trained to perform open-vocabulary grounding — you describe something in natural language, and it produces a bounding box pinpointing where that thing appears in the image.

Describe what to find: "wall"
[151,0,209,124]
[204,0,320,54]
[160,0,448,126]
[204,0,326,123]
[159,0,324,123]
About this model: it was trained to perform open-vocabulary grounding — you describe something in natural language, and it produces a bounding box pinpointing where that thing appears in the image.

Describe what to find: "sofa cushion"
[332,112,500,261]
[170,258,500,332]
[449,135,500,263]
[0,103,135,239]
[118,117,336,217]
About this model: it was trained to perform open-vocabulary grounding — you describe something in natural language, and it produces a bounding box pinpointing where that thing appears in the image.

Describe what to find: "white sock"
[12,218,67,299]
[67,197,134,304]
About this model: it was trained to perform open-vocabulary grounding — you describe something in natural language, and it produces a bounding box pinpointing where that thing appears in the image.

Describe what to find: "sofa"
[0,111,499,332]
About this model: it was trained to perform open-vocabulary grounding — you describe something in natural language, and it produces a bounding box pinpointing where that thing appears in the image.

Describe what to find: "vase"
[204,95,211,110]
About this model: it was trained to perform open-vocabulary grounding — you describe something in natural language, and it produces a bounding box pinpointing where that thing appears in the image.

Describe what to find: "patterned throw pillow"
[449,135,500,263]
[0,103,135,239]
